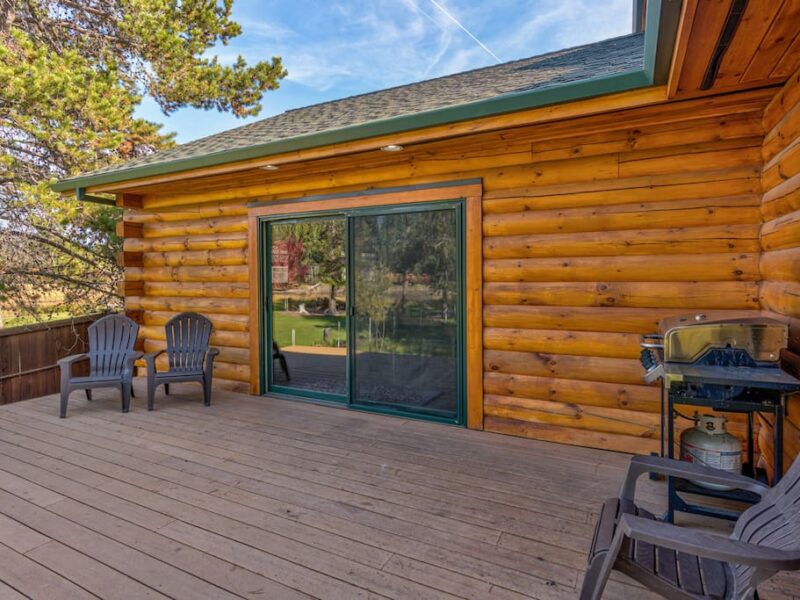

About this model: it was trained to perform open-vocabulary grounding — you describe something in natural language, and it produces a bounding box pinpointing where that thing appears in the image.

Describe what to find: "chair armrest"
[57,353,89,369]
[142,350,164,373]
[619,514,800,570]
[123,351,143,376]
[205,347,220,371]
[620,455,769,501]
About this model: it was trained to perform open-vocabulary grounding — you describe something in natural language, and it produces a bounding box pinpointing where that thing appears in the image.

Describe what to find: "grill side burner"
[639,313,800,522]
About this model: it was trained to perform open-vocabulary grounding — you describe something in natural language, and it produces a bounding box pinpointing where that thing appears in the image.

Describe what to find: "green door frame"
[258,199,466,426]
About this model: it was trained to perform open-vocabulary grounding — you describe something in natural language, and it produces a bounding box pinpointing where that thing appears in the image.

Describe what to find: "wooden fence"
[0,313,104,404]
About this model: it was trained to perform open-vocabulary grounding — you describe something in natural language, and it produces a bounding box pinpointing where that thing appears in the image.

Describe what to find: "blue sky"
[136,0,633,143]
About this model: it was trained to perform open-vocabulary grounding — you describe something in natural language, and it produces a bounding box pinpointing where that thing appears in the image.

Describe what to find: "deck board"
[0,381,796,599]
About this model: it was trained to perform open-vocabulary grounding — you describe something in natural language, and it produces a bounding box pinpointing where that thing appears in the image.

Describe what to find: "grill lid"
[658,315,787,364]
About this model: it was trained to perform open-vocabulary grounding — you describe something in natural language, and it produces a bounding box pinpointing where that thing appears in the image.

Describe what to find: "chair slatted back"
[164,312,212,373]
[88,315,139,377]
[731,456,800,596]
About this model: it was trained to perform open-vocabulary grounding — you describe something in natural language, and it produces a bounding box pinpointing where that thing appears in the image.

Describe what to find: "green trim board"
[53,0,678,194]
[259,200,467,426]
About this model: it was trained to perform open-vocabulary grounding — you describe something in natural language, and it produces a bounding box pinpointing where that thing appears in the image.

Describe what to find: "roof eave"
[53,0,679,195]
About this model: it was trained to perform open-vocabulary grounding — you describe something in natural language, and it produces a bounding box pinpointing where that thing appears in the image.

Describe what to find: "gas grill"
[640,313,800,521]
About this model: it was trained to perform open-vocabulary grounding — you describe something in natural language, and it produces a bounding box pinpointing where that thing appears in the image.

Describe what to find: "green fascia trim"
[54,0,675,194]
[651,0,682,85]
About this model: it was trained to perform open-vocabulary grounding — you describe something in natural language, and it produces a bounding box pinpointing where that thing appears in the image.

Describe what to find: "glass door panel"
[350,207,460,420]
[269,217,347,399]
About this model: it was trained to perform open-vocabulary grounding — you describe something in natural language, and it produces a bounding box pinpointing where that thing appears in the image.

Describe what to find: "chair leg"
[164,383,169,395]
[130,385,136,398]
[203,374,212,406]
[279,354,290,381]
[85,389,92,401]
[60,388,70,418]
[147,378,156,411]
[121,382,132,413]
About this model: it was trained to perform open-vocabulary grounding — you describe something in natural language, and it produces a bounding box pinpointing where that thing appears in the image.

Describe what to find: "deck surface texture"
[0,380,796,599]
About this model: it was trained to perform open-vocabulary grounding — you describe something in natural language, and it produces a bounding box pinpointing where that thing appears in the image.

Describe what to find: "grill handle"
[640,334,664,349]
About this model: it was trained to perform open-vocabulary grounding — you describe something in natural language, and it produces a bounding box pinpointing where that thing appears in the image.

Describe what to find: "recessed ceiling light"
[260,164,280,171]
[380,144,404,152]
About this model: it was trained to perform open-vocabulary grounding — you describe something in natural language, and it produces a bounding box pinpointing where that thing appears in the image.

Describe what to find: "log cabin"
[54,0,800,472]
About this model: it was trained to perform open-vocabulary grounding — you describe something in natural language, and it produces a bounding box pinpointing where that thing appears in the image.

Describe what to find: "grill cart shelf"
[662,373,797,522]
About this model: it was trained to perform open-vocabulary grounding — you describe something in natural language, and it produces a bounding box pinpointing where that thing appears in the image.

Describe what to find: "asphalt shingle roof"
[79,33,645,180]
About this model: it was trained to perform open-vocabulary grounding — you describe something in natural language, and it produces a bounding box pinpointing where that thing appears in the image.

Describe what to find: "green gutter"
[54,0,679,194]
[76,187,117,206]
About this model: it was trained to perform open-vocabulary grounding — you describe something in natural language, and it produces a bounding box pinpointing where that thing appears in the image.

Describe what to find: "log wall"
[759,67,800,478]
[119,87,779,453]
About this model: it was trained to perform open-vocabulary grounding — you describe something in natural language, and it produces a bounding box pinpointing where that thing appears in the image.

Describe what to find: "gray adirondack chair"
[143,312,219,410]
[58,314,141,418]
[580,454,800,599]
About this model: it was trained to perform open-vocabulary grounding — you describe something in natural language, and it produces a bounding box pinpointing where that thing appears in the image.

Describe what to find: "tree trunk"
[325,284,337,315]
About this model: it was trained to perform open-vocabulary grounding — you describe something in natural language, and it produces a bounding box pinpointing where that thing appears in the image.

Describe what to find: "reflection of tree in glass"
[285,235,308,284]
[414,213,457,320]
[379,212,456,320]
[353,210,457,356]
[290,220,346,315]
[355,265,393,350]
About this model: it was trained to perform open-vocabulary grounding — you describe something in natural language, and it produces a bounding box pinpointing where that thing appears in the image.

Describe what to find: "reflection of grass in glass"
[355,297,457,356]
[273,312,346,347]
[355,319,456,356]
[272,299,457,356]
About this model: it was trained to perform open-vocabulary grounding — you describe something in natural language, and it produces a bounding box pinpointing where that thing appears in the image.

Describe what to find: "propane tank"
[680,413,742,491]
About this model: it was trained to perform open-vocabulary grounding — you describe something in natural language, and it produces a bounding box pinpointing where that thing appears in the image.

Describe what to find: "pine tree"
[0,0,286,322]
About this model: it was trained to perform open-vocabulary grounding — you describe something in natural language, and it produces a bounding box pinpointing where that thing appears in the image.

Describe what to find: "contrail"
[427,0,501,63]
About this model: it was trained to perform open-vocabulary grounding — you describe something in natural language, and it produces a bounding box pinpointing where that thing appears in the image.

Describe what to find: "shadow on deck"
[0,380,796,599]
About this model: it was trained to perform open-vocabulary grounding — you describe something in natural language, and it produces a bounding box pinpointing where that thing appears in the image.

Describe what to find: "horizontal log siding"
[121,90,774,451]
[121,203,251,393]
[759,67,800,479]
[480,110,767,453]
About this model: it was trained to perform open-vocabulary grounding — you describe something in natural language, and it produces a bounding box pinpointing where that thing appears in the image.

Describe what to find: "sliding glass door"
[350,208,461,419]
[268,217,348,400]
[265,202,463,424]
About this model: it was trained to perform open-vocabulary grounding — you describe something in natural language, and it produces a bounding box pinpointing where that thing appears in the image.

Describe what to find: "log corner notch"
[116,193,143,209]
[115,201,144,314]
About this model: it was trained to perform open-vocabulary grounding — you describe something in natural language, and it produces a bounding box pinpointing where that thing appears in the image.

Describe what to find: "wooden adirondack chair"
[580,454,800,599]
[58,314,141,418]
[143,312,219,410]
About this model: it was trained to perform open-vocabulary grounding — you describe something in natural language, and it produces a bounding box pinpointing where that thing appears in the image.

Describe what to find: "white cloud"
[210,0,631,96]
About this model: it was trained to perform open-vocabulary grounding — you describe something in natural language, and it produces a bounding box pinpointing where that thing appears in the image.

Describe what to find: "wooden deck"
[0,382,796,600]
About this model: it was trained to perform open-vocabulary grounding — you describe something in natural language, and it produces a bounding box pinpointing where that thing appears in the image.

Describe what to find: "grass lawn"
[1,310,75,329]
[273,311,346,347]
